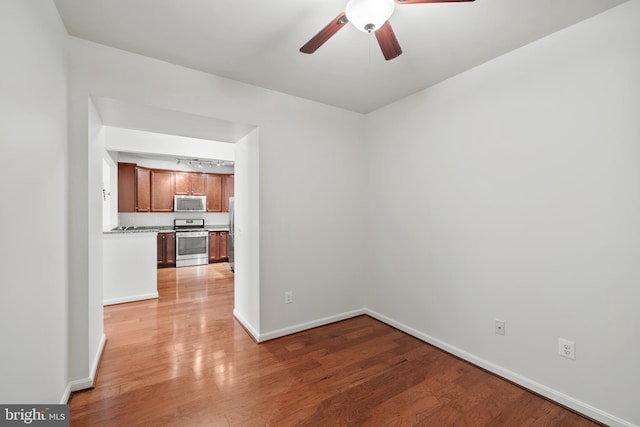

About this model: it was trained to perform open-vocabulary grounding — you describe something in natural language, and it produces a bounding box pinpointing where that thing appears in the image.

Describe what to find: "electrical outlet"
[558,338,575,360]
[284,291,293,304]
[495,319,505,336]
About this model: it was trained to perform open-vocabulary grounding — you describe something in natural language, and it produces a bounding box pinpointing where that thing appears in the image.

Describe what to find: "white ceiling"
[54,0,628,114]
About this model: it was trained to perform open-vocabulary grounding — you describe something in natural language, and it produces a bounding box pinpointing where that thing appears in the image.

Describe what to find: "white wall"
[102,157,117,232]
[0,1,69,403]
[103,233,158,305]
[233,129,261,337]
[66,34,367,384]
[85,98,106,391]
[118,212,230,228]
[365,1,640,426]
[105,126,237,164]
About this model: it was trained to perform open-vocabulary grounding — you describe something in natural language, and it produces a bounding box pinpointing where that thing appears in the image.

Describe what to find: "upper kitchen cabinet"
[136,167,151,212]
[222,174,234,213]
[175,172,206,196]
[118,162,152,212]
[118,162,136,212]
[205,174,222,212]
[150,169,174,212]
[117,163,233,213]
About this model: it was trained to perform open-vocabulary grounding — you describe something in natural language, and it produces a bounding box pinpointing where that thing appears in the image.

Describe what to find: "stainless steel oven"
[174,219,209,267]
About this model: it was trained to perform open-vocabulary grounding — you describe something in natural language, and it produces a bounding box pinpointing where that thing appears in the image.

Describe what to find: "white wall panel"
[365,2,640,425]
[0,0,69,403]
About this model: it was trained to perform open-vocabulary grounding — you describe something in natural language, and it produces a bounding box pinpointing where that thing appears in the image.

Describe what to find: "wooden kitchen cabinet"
[118,164,231,214]
[174,172,189,195]
[150,169,174,212]
[191,173,206,195]
[118,162,136,212]
[219,232,228,259]
[205,174,222,212]
[222,174,234,212]
[136,167,151,212]
[117,162,151,212]
[157,232,176,268]
[208,231,219,263]
[208,231,229,263]
[175,172,206,196]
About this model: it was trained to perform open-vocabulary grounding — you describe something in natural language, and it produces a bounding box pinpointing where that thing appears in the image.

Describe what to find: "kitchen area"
[101,126,236,306]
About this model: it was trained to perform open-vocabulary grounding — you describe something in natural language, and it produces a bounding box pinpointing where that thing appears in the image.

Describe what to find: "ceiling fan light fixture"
[346,0,395,33]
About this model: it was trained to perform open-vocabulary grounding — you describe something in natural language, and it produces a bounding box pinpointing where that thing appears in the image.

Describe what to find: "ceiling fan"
[300,0,475,61]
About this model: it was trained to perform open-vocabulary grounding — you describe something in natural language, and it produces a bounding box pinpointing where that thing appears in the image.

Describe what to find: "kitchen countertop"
[204,225,230,232]
[104,225,230,234]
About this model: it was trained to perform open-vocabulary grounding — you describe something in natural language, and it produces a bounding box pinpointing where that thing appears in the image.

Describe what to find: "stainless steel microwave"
[174,195,206,212]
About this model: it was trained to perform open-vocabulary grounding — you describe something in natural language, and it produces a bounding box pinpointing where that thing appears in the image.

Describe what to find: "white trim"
[363,309,637,427]
[233,309,260,342]
[103,293,158,306]
[67,377,92,394]
[62,333,107,403]
[60,385,71,405]
[258,309,366,342]
[88,333,107,386]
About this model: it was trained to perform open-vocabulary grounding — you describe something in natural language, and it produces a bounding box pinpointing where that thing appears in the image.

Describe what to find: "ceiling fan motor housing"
[300,0,474,60]
[346,0,395,32]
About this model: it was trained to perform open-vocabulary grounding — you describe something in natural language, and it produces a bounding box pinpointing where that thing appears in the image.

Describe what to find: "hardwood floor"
[70,264,601,426]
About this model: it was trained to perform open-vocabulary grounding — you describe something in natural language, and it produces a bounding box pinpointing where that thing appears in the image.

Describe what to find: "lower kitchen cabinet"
[157,232,176,268]
[219,232,228,260]
[208,231,228,263]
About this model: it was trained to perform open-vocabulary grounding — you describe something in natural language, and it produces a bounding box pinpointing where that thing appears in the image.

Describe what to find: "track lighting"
[175,158,231,169]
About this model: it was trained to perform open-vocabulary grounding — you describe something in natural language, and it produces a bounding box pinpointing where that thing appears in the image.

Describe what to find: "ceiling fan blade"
[396,0,474,4]
[300,13,349,54]
[375,21,402,61]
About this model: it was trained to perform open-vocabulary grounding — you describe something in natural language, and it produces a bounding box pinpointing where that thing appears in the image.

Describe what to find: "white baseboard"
[103,292,158,306]
[233,309,260,342]
[258,308,366,342]
[62,333,107,403]
[89,333,107,386]
[363,309,636,427]
[60,385,71,405]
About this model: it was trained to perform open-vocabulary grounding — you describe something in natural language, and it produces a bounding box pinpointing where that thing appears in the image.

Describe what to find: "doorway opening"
[92,97,261,359]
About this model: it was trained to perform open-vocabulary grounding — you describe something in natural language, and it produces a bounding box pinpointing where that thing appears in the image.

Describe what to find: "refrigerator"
[228,197,235,272]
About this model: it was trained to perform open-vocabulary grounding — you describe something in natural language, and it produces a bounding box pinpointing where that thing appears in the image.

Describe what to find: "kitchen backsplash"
[118,212,230,228]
